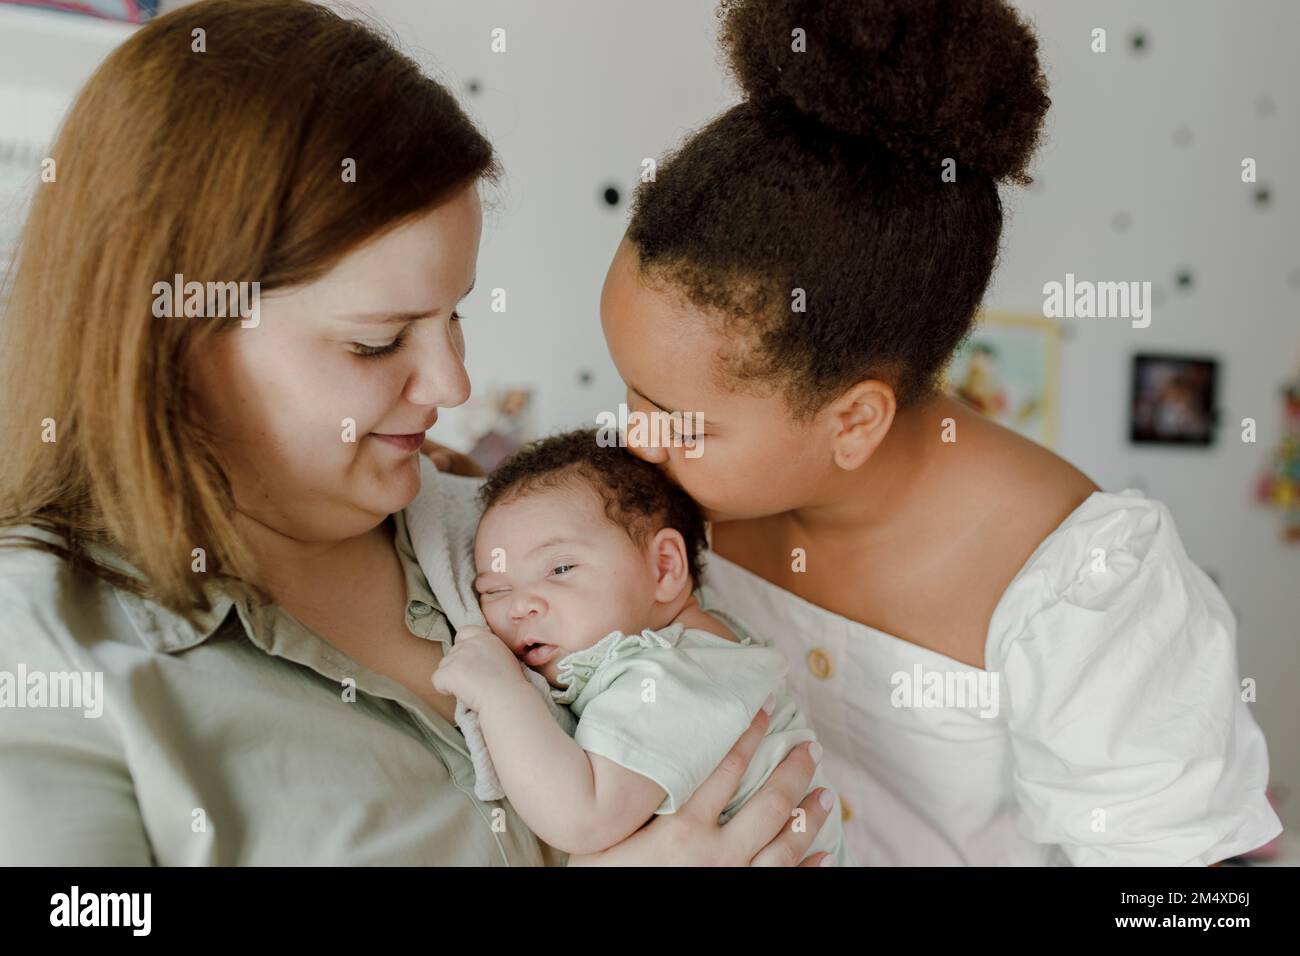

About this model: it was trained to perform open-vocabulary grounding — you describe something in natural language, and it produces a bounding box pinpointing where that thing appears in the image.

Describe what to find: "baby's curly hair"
[477,428,709,585]
[627,0,1051,420]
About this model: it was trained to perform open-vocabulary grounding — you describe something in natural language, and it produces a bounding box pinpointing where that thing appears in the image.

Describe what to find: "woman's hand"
[566,699,836,866]
[420,438,486,477]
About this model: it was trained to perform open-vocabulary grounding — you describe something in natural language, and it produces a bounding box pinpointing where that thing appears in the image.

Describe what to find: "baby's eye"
[549,564,575,577]
[480,587,510,599]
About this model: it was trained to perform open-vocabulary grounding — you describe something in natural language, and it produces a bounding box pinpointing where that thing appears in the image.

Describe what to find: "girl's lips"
[371,432,425,453]
[523,643,559,667]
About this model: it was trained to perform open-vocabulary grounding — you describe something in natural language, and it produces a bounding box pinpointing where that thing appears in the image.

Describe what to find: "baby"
[431,427,855,864]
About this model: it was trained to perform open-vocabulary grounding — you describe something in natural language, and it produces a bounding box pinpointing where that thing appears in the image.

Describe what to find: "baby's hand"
[432,624,529,712]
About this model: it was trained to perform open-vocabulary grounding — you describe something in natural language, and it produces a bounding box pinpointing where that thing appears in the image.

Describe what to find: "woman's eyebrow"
[341,280,476,324]
[343,308,438,324]
[629,383,683,416]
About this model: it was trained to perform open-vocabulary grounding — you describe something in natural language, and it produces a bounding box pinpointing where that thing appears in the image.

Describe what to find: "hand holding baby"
[431,624,529,712]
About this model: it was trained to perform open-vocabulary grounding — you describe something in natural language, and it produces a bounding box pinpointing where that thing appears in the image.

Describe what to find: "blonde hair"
[0,0,498,622]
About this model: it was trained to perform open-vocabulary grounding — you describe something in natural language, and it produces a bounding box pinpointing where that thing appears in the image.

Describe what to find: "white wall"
[6,0,1296,831]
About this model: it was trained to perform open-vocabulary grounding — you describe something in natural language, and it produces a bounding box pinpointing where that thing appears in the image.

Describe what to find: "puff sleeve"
[557,627,787,815]
[985,491,1282,866]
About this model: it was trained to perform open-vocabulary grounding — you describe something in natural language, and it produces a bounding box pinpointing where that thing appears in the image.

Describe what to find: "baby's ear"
[649,527,690,602]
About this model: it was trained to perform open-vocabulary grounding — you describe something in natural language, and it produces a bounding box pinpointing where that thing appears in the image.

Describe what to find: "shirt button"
[408,601,434,619]
[840,796,853,823]
[807,647,833,679]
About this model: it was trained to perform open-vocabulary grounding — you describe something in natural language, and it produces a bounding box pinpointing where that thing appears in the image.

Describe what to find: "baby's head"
[473,427,708,684]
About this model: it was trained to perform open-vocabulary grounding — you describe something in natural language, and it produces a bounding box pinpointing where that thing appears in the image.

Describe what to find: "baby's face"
[473,482,660,686]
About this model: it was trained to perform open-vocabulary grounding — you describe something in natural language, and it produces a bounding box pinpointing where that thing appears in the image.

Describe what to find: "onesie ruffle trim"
[550,623,686,706]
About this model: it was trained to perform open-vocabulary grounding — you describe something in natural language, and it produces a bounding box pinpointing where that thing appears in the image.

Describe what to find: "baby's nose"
[510,595,543,620]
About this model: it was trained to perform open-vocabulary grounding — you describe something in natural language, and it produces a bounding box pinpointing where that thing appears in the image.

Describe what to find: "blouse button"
[408,601,434,619]
[840,796,852,823]
[807,647,833,679]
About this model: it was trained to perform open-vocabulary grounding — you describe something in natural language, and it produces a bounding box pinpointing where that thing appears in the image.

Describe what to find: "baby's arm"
[477,682,667,855]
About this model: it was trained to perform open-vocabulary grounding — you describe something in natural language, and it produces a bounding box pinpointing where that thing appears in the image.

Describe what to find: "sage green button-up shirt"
[0,511,566,866]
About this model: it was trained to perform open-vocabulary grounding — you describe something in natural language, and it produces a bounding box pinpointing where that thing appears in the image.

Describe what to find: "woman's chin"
[365,456,423,513]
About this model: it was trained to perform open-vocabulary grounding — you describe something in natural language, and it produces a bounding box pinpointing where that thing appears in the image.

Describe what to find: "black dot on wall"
[1254,185,1272,207]
[1172,125,1194,148]
[600,184,622,208]
[577,369,594,387]
[1129,30,1149,54]
[1112,211,1132,232]
[466,78,482,95]
[1175,269,1194,291]
[1256,94,1277,118]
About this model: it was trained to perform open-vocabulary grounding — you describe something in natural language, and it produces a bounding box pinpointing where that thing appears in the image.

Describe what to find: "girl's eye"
[550,564,575,577]
[669,419,701,440]
[351,328,408,359]
[451,310,464,323]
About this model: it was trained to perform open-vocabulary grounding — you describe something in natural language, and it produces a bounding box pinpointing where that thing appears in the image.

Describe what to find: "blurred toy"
[1255,375,1300,543]
[954,342,1008,416]
[464,386,534,473]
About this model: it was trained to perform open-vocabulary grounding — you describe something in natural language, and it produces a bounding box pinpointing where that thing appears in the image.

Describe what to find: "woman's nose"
[404,321,471,408]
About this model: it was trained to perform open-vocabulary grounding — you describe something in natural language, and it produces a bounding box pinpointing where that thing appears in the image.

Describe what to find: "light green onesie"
[549,586,856,866]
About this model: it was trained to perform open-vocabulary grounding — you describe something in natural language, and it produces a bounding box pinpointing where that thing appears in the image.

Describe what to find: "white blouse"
[699,490,1282,866]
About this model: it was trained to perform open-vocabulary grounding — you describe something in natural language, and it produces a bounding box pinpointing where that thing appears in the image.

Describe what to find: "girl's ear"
[826,379,897,471]
[648,527,691,603]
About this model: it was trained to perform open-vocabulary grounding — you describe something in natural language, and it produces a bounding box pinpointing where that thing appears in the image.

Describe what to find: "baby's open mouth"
[522,643,560,667]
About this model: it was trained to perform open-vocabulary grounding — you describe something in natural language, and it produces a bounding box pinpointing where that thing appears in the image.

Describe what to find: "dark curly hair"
[477,428,709,585]
[627,0,1051,419]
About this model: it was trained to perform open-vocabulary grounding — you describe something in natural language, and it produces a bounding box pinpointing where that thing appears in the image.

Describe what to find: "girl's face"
[599,237,835,523]
[190,185,482,543]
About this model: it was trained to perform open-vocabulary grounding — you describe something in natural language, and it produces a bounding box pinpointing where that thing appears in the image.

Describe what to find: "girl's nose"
[627,439,668,464]
[625,390,669,463]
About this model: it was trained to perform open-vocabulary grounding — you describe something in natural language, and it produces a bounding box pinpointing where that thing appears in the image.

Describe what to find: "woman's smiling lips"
[371,432,427,453]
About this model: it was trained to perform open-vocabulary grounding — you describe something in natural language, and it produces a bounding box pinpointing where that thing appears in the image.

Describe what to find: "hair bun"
[719,0,1050,183]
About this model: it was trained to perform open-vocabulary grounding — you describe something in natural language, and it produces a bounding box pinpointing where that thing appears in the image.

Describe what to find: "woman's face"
[599,236,834,523]
[191,185,482,542]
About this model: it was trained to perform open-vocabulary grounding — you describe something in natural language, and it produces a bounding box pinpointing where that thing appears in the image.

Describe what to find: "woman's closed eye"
[351,328,408,359]
[350,312,463,359]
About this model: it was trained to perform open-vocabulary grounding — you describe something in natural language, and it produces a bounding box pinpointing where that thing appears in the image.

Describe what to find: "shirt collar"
[81,535,248,653]
[85,510,445,655]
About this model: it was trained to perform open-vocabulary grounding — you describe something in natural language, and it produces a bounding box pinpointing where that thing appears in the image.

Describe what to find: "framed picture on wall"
[1129,353,1219,446]
[943,312,1061,449]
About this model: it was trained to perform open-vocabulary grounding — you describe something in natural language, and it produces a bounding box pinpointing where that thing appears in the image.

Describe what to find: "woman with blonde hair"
[0,0,831,865]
